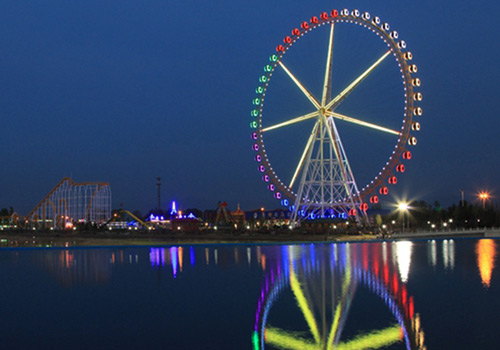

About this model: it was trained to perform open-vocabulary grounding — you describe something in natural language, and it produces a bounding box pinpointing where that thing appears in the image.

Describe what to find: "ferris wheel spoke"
[321,22,335,107]
[278,61,321,110]
[262,111,319,133]
[325,50,391,111]
[325,111,401,135]
[289,120,320,189]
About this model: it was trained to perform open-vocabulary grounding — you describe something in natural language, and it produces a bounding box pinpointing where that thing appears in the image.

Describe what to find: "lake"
[0,238,497,349]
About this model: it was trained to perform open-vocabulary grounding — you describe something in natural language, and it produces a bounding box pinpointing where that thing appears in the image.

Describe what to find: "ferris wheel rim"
[250,9,421,209]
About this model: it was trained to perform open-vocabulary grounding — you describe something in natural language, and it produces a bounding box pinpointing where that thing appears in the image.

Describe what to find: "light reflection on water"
[476,239,497,288]
[0,238,498,349]
[252,243,424,350]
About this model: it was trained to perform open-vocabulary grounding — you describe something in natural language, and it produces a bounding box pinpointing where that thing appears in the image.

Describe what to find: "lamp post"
[478,191,490,209]
[398,202,409,234]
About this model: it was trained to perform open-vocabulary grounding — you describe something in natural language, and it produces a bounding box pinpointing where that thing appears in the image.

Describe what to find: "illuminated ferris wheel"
[250,9,422,226]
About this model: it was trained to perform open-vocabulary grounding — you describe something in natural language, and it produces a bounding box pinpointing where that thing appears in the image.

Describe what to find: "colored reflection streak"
[476,239,497,288]
[149,247,181,278]
[253,243,425,350]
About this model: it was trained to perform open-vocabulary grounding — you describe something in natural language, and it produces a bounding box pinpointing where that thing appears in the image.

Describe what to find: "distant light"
[398,202,409,211]
[171,201,178,215]
[478,192,490,200]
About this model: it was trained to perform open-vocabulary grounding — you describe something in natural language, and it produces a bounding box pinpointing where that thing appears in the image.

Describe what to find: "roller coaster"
[25,177,112,230]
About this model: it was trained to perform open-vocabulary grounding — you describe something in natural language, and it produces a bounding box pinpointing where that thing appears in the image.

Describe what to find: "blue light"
[170,201,177,215]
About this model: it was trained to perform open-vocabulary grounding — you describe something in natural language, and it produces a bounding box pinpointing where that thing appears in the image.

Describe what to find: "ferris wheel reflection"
[253,243,426,350]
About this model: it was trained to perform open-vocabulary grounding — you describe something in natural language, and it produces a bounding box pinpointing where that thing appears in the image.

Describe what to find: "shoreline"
[0,230,380,247]
[0,229,488,248]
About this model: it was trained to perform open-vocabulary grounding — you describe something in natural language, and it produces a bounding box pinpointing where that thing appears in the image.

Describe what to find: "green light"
[270,54,278,62]
[252,98,261,105]
[250,121,258,129]
[255,86,264,94]
[259,75,268,83]
[252,331,260,350]
[251,109,259,117]
[264,65,272,72]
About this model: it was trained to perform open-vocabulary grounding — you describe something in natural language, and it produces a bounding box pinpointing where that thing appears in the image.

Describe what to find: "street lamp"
[398,202,409,234]
[478,191,490,209]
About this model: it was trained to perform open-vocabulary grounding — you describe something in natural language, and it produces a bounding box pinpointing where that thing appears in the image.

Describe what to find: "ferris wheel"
[250,9,422,226]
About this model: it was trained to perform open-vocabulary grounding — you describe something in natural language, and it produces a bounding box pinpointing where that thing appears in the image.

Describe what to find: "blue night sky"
[1,0,500,215]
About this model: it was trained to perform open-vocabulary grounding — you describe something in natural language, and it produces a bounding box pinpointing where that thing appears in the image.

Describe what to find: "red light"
[292,28,300,36]
[402,150,412,160]
[276,45,285,52]
[370,195,379,204]
[396,164,405,173]
[388,176,398,185]
[360,203,368,211]
[409,297,415,318]
[349,208,357,216]
[331,9,339,17]
[301,21,309,29]
[283,36,292,44]
[379,187,389,195]
[310,16,319,24]
[320,12,329,20]
[393,273,399,294]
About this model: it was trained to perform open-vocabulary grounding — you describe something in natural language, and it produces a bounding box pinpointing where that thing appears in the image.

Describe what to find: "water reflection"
[428,240,437,268]
[395,241,413,283]
[38,249,139,287]
[476,239,497,288]
[442,239,455,270]
[253,243,426,350]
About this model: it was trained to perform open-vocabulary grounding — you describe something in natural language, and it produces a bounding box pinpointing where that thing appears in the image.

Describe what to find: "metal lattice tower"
[26,177,112,229]
[290,115,367,226]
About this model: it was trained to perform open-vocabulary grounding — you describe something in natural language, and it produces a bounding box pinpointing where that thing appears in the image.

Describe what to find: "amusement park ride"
[250,9,422,227]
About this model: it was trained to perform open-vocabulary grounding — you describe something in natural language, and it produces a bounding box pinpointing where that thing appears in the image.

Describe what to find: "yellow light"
[397,202,409,211]
[479,192,490,200]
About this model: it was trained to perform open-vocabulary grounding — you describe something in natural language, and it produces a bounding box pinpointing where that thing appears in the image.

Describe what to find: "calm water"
[0,238,498,349]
